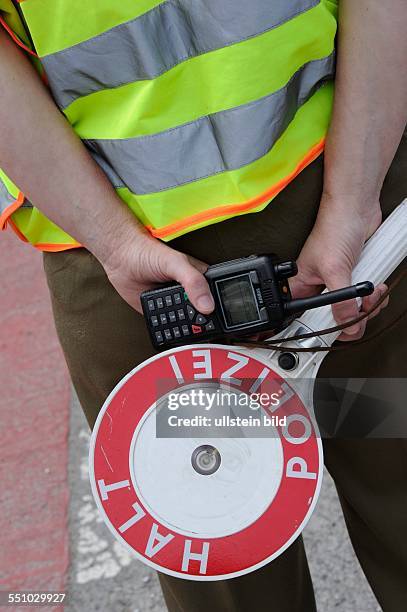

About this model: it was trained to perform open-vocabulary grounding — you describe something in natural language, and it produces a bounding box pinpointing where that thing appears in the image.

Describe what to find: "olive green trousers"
[43,133,407,612]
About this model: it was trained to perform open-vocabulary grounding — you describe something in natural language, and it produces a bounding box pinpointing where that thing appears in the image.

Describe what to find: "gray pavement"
[66,392,381,612]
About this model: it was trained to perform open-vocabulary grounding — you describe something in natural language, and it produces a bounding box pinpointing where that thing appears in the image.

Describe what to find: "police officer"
[0,1,406,610]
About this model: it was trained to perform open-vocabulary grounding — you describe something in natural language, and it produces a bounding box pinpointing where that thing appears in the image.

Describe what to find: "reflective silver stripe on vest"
[0,179,15,214]
[42,0,319,109]
[84,53,334,195]
[0,179,33,215]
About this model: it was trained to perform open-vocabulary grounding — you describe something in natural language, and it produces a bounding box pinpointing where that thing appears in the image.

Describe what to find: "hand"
[99,228,215,315]
[289,194,389,340]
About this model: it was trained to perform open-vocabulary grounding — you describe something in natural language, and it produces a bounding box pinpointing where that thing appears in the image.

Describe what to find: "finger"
[187,255,210,275]
[372,295,389,315]
[361,284,389,320]
[289,269,323,299]
[166,253,215,314]
[361,283,387,310]
[337,284,389,341]
[108,276,151,315]
[326,266,362,336]
[337,317,367,342]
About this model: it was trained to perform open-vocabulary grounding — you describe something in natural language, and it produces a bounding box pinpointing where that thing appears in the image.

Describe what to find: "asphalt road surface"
[66,393,381,612]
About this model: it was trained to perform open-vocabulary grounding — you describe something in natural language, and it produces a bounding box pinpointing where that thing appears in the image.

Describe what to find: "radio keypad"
[187,305,195,320]
[177,309,186,321]
[145,287,217,347]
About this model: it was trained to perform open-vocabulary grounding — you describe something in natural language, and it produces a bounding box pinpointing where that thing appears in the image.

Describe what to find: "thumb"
[166,253,215,314]
[327,265,361,337]
[289,266,321,299]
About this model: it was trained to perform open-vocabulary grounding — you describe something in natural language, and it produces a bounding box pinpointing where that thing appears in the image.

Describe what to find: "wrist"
[322,137,384,210]
[316,191,382,238]
[321,184,382,210]
[319,189,381,216]
[82,200,151,269]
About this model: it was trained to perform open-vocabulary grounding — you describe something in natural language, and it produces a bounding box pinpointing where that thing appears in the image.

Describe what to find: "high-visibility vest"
[0,0,337,252]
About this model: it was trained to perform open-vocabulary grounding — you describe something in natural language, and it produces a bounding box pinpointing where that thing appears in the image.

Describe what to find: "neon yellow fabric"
[10,207,80,248]
[121,82,333,237]
[21,0,165,56]
[0,167,19,199]
[1,0,338,251]
[65,3,335,139]
[0,0,30,45]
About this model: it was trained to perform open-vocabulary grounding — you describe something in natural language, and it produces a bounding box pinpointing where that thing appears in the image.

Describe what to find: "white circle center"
[129,386,284,538]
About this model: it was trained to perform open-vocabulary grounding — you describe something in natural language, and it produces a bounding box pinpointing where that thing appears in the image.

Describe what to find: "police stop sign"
[90,345,322,580]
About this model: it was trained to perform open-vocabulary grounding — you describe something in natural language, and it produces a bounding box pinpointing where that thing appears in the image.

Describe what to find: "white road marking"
[75,428,135,585]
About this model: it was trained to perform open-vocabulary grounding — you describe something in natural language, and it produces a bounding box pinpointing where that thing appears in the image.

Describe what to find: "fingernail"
[197,295,215,312]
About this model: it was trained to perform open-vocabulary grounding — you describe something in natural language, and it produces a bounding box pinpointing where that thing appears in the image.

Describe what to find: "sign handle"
[299,199,407,343]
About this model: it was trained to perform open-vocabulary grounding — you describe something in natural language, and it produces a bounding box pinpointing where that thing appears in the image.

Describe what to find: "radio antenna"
[284,282,374,316]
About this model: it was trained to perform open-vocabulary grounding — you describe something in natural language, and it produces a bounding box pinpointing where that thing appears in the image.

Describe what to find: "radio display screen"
[216,274,260,328]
